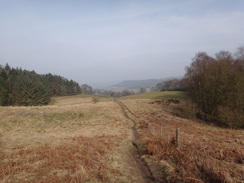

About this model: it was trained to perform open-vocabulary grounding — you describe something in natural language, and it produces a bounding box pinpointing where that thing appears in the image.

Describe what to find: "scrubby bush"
[183,46,244,128]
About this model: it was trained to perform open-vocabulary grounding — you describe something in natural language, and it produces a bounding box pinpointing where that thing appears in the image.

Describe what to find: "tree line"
[0,64,81,106]
[152,78,182,91]
[80,84,137,97]
[182,46,244,128]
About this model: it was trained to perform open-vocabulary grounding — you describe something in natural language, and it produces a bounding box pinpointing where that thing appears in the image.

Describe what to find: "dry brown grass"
[0,96,143,183]
[1,135,120,183]
[122,98,244,183]
[1,94,243,182]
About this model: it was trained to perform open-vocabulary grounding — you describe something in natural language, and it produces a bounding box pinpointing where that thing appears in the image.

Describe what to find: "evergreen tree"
[0,64,81,106]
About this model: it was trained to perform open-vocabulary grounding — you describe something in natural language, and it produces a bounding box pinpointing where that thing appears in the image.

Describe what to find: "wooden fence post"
[194,105,196,122]
[176,128,180,148]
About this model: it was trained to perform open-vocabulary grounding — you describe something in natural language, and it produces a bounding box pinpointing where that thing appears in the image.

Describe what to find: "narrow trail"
[115,100,139,138]
[115,99,158,183]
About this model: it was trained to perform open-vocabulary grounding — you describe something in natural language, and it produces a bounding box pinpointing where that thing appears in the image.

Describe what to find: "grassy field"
[0,95,144,182]
[0,92,243,182]
[123,91,186,100]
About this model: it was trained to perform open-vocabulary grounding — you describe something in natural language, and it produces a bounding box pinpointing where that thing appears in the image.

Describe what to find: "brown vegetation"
[1,94,243,182]
[122,98,244,182]
[0,96,144,183]
[1,136,119,183]
[183,47,244,128]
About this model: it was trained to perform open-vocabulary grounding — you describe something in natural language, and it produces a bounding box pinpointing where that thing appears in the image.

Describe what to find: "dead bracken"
[0,135,120,183]
[0,94,243,183]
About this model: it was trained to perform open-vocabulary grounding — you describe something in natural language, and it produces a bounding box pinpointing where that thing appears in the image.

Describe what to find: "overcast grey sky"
[1,0,244,85]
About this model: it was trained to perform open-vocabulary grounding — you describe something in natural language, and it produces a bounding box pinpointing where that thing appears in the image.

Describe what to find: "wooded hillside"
[0,64,81,106]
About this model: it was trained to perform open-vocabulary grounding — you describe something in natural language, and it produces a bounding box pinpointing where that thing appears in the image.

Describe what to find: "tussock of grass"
[92,96,100,104]
[49,98,57,105]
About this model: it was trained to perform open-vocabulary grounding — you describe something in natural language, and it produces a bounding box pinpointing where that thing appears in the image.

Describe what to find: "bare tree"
[80,84,93,95]
[183,49,244,128]
[235,45,244,60]
[139,88,146,93]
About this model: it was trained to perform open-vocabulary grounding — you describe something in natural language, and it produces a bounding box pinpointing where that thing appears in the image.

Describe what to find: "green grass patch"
[123,91,187,100]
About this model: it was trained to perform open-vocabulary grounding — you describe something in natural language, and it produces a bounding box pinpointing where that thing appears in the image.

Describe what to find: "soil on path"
[116,99,161,183]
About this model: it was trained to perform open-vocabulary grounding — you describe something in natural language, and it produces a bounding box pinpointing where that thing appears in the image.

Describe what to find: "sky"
[1,0,244,87]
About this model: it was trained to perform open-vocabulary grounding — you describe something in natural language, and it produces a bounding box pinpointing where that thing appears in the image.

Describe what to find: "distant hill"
[89,77,182,92]
[109,79,164,90]
[89,81,121,89]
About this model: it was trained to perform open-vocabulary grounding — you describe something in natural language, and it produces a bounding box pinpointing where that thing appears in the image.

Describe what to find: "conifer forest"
[0,64,81,106]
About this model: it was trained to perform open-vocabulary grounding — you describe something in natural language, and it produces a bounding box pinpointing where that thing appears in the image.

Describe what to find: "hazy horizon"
[1,0,244,85]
